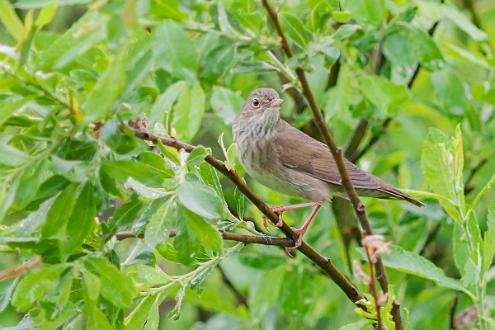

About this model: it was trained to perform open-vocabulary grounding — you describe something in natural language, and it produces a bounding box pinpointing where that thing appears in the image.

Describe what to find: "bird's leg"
[290,201,323,248]
[264,201,322,228]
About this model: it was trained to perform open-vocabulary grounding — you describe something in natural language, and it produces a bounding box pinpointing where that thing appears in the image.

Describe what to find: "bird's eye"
[252,98,260,107]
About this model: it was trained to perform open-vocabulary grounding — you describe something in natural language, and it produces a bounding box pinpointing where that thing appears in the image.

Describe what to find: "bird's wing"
[273,120,382,190]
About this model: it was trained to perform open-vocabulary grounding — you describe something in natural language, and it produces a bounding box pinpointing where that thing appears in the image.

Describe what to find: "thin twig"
[0,257,42,281]
[419,222,442,256]
[124,127,363,304]
[449,294,460,329]
[115,230,294,247]
[392,301,404,330]
[464,158,488,194]
[260,0,395,323]
[217,265,249,308]
[365,245,383,330]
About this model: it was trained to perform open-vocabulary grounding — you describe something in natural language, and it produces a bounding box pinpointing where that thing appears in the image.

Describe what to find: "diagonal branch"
[128,126,363,304]
[0,257,42,281]
[260,0,400,327]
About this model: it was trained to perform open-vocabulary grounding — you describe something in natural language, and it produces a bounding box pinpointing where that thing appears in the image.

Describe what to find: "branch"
[365,244,383,330]
[392,301,404,330]
[464,158,488,194]
[0,257,42,281]
[116,230,294,247]
[120,128,363,304]
[260,0,400,324]
[449,294,460,330]
[217,265,249,308]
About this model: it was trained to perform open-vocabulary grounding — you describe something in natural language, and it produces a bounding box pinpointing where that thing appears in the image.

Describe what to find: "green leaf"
[341,0,387,26]
[154,20,198,81]
[125,295,161,330]
[144,197,175,249]
[65,183,96,255]
[483,209,495,274]
[0,97,29,128]
[106,195,144,234]
[150,80,185,127]
[378,245,470,295]
[83,45,128,123]
[85,256,135,309]
[0,278,18,313]
[82,269,101,302]
[421,128,461,221]
[382,29,417,67]
[186,146,210,171]
[0,143,29,167]
[101,159,172,186]
[210,86,243,125]
[177,180,223,220]
[279,12,312,48]
[185,208,223,253]
[0,0,23,40]
[171,81,205,141]
[126,264,170,289]
[12,264,68,311]
[249,266,286,320]
[41,184,78,240]
[239,252,287,269]
[430,67,468,116]
[200,39,237,83]
[443,6,487,42]
[38,12,107,69]
[34,0,57,28]
[359,75,410,116]
[409,27,444,71]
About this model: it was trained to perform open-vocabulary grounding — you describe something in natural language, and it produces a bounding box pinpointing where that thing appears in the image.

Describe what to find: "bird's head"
[237,88,283,131]
[241,88,283,114]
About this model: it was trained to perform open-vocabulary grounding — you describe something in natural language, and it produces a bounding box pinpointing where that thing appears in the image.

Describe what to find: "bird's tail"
[376,185,425,207]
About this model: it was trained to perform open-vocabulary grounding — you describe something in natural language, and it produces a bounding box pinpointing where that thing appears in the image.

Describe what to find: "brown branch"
[392,301,404,330]
[365,245,383,330]
[121,128,363,304]
[260,0,396,318]
[115,229,294,247]
[217,265,248,308]
[419,222,442,256]
[449,294,460,330]
[0,257,42,281]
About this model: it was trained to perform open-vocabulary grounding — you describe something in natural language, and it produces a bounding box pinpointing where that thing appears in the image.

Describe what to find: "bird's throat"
[259,108,280,132]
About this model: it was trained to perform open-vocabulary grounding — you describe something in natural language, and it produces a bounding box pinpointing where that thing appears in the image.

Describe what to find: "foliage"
[0,0,494,329]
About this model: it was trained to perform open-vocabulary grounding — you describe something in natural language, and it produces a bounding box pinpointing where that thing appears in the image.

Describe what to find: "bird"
[232,88,424,248]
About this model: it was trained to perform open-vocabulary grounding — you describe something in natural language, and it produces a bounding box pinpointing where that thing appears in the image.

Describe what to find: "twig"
[419,222,442,256]
[260,0,396,324]
[0,257,42,281]
[121,128,363,304]
[464,158,488,194]
[217,265,249,308]
[392,301,404,330]
[365,245,383,330]
[115,230,294,247]
[449,294,460,329]
[461,0,483,29]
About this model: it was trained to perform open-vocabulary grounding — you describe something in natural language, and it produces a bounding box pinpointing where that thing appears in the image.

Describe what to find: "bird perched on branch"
[233,88,424,248]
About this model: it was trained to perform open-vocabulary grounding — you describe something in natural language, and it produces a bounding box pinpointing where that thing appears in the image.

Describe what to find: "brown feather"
[273,120,424,207]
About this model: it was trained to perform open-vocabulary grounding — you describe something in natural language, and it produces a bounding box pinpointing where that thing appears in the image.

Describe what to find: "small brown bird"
[233,88,424,247]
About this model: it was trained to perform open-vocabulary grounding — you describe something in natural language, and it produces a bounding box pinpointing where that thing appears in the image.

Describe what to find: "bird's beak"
[270,98,283,108]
